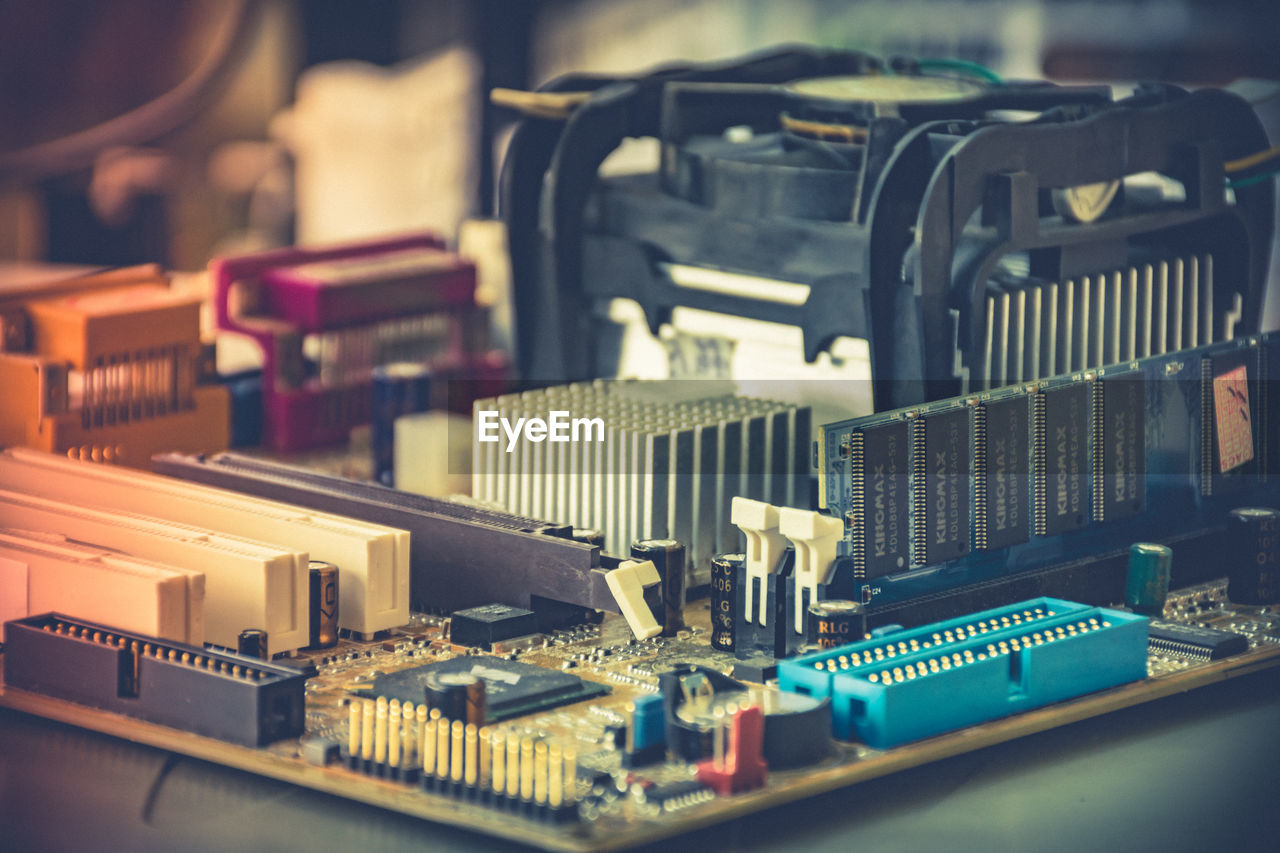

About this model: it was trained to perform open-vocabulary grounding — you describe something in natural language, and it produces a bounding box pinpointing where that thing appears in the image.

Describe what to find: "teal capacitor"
[1125,542,1172,616]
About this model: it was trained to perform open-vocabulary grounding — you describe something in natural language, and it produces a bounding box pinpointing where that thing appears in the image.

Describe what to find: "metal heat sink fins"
[470,381,809,586]
[976,254,1218,391]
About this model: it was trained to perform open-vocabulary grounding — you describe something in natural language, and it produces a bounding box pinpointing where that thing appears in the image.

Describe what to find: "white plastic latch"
[779,507,845,634]
[605,560,662,640]
[731,497,787,626]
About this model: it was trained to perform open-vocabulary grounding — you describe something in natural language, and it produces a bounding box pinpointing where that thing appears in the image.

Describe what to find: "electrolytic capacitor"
[371,362,433,487]
[465,676,487,727]
[1124,542,1172,616]
[1226,507,1280,604]
[806,600,865,649]
[571,528,605,547]
[632,539,685,636]
[307,560,340,649]
[425,671,483,722]
[237,628,268,659]
[710,553,743,652]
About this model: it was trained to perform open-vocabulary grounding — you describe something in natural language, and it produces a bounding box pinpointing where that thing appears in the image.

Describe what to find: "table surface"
[2,664,1278,853]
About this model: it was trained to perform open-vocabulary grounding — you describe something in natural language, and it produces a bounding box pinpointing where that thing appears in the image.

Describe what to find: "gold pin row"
[42,620,267,680]
[810,608,1056,671]
[346,698,578,806]
[349,697,424,769]
[861,618,1112,683]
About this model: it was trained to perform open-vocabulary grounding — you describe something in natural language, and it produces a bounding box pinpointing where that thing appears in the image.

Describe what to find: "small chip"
[852,422,910,578]
[1147,620,1248,660]
[301,736,341,766]
[1097,374,1145,522]
[916,408,971,565]
[977,395,1030,550]
[731,658,777,683]
[450,603,539,647]
[1038,383,1090,535]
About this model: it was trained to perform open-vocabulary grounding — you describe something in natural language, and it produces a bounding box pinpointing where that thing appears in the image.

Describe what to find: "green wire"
[1227,169,1280,190]
[916,58,1003,85]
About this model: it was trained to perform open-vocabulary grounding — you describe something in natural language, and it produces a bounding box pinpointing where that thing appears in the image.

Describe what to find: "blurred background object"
[2,0,1275,267]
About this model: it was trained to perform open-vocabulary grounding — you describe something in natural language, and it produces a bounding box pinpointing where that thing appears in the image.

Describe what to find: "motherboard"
[3,45,1279,851]
[3,577,1278,852]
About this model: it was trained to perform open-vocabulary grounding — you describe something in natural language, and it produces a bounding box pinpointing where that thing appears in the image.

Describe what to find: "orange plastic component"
[27,284,201,369]
[0,266,228,469]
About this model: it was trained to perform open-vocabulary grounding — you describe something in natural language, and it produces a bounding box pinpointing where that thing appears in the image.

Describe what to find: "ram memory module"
[819,333,1280,614]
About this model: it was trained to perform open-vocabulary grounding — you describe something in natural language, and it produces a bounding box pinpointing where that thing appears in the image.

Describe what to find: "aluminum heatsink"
[472,381,810,586]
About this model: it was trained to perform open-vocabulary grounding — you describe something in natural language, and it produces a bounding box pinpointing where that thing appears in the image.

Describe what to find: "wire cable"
[916,58,1003,85]
[1224,144,1280,174]
[1227,169,1280,190]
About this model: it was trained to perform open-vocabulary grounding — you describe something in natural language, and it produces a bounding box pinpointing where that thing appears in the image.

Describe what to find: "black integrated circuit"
[850,421,910,578]
[975,395,1030,551]
[1095,373,1146,522]
[370,656,610,723]
[1148,620,1249,660]
[914,407,971,566]
[1036,383,1090,535]
[449,603,538,647]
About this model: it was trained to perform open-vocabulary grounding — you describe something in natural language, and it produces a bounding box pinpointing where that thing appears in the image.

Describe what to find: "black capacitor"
[1226,507,1280,604]
[371,362,433,487]
[759,691,832,770]
[631,539,685,636]
[424,671,481,722]
[307,560,340,649]
[710,553,742,652]
[237,628,268,659]
[734,548,792,660]
[571,528,605,547]
[806,600,865,649]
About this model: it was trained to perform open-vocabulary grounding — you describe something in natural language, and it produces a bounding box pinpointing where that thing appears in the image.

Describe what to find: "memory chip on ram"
[849,421,910,578]
[913,407,971,566]
[1095,373,1146,522]
[1035,383,1090,536]
[975,394,1030,550]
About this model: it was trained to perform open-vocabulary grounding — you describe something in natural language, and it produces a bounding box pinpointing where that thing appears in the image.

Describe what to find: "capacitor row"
[346,697,579,807]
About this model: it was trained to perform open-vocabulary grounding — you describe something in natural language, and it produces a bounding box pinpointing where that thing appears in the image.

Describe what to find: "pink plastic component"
[212,233,488,451]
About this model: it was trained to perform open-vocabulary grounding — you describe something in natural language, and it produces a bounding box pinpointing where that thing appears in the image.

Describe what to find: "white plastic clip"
[605,560,662,640]
[779,507,845,634]
[731,497,787,626]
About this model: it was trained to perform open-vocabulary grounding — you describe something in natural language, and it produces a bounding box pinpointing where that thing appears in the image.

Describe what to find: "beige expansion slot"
[0,448,410,635]
[0,489,306,656]
[0,530,203,645]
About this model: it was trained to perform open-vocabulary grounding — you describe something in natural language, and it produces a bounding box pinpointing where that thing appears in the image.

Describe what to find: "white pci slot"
[0,554,30,640]
[0,488,306,656]
[0,530,203,645]
[0,448,410,635]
